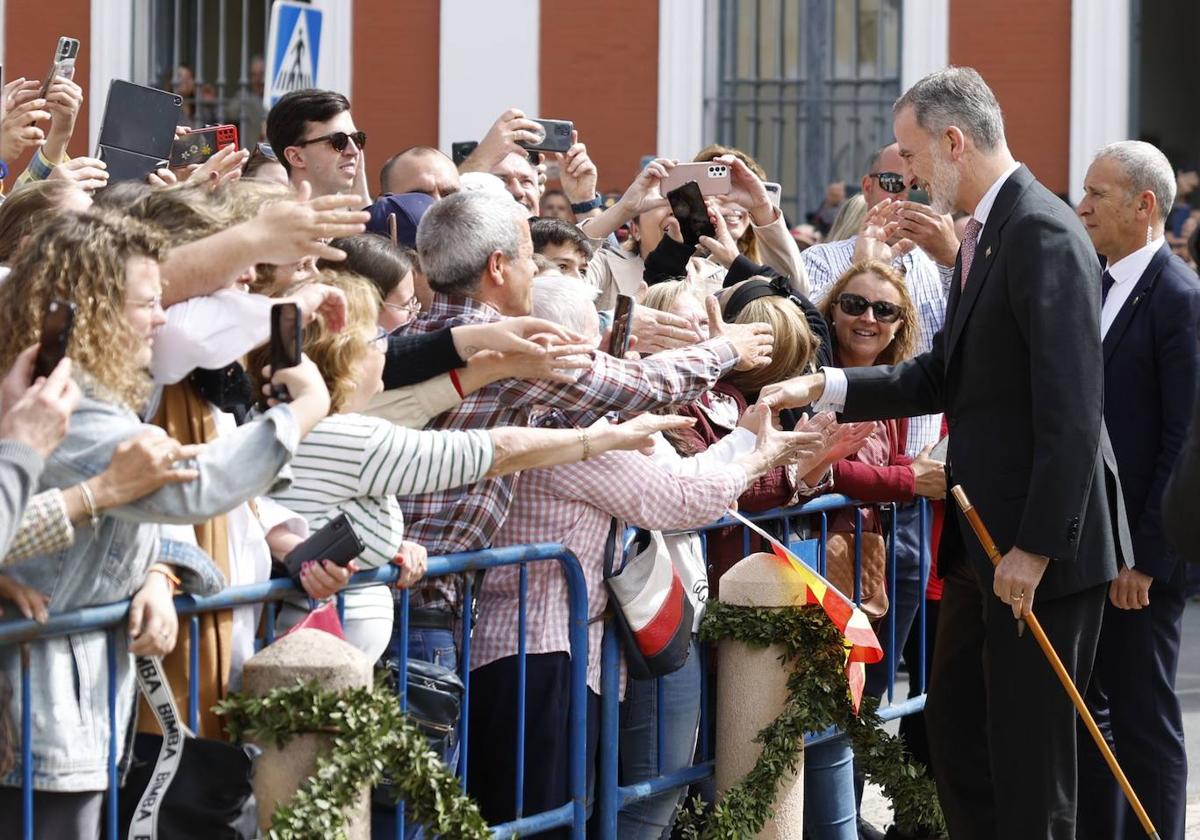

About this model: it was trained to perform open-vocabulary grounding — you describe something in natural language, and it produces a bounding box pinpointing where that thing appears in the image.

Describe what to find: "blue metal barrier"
[0,494,931,839]
[0,543,590,840]
[594,494,933,837]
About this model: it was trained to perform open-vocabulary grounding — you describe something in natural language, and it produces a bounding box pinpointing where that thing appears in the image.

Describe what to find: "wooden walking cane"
[950,485,1161,840]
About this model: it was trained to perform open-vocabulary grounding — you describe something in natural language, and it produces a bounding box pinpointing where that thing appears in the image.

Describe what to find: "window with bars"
[131,0,275,144]
[704,0,902,225]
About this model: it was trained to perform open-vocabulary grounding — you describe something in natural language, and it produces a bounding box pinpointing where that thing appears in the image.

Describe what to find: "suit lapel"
[1102,244,1168,365]
[945,166,1034,365]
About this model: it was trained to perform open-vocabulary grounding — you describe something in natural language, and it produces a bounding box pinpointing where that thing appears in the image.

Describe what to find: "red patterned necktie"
[959,217,983,290]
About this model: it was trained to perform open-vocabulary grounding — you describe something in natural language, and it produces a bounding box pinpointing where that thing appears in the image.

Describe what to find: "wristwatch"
[570,194,603,214]
[0,160,8,180]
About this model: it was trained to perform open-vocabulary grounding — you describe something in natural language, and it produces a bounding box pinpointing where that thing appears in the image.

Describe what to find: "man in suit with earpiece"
[758,66,1133,839]
[1074,140,1200,840]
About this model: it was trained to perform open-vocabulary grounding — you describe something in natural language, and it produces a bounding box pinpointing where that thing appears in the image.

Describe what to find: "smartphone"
[269,302,302,402]
[660,161,732,197]
[451,141,478,166]
[608,294,635,358]
[33,299,76,382]
[169,124,239,167]
[96,80,183,182]
[930,434,949,462]
[518,118,574,153]
[284,513,365,579]
[764,181,782,208]
[38,37,80,100]
[667,181,717,247]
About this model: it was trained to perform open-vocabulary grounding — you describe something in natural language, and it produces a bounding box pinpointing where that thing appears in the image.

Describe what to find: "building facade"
[0,0,1190,217]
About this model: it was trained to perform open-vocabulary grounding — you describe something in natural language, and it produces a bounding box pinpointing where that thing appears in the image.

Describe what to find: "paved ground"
[860,599,1200,836]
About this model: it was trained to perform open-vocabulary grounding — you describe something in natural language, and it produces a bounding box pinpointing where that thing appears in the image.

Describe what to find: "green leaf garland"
[676,600,945,839]
[216,677,489,840]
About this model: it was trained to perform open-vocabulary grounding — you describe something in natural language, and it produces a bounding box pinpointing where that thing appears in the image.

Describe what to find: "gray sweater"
[0,440,44,559]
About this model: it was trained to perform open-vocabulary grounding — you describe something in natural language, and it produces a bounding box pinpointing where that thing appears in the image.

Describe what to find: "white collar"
[1106,238,1165,287]
[970,161,1022,232]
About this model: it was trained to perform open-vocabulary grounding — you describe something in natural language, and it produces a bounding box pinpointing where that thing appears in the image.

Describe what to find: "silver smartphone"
[764,181,782,207]
[39,37,80,99]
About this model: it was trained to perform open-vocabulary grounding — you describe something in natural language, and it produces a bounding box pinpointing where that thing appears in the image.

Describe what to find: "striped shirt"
[801,236,951,455]
[269,413,494,623]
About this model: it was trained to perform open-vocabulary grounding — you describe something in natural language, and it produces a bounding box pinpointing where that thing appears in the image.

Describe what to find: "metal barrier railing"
[594,494,932,834]
[0,494,931,839]
[0,543,590,840]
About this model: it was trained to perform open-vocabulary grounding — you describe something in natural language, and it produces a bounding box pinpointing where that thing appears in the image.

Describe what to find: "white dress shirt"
[817,162,1023,416]
[1100,238,1164,338]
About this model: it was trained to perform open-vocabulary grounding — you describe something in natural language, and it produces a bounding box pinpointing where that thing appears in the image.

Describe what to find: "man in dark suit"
[760,66,1130,839]
[1074,141,1199,840]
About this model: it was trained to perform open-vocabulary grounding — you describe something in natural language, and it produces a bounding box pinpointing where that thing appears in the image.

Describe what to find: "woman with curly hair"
[0,210,331,840]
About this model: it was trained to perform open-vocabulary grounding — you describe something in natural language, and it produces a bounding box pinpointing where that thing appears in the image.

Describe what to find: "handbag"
[372,656,464,807]
[602,522,694,680]
[824,531,889,621]
[119,656,259,840]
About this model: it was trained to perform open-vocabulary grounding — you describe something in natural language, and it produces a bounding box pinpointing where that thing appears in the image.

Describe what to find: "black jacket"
[840,165,1130,600]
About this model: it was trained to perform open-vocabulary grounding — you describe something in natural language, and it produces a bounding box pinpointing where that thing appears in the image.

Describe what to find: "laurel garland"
[216,677,488,840]
[676,600,944,839]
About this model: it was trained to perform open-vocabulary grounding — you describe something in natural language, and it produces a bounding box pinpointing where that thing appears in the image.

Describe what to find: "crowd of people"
[0,59,1196,840]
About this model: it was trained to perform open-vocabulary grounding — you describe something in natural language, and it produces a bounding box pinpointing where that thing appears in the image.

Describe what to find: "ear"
[486,250,506,285]
[1136,189,1157,222]
[283,145,306,171]
[861,174,872,196]
[945,126,967,160]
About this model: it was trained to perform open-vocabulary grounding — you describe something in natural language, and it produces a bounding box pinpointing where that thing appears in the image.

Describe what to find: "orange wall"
[539,1,659,194]
[949,0,1072,193]
[3,0,92,171]
[352,0,440,193]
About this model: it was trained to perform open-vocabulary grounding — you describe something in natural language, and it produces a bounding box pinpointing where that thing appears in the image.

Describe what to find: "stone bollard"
[716,552,810,839]
[241,628,374,838]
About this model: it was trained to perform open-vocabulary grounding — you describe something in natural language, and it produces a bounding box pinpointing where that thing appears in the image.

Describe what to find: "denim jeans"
[617,637,702,839]
[865,501,931,697]
[802,738,858,840]
[373,622,460,840]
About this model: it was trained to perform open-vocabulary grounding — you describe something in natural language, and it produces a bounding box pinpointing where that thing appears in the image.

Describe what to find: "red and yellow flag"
[727,510,884,713]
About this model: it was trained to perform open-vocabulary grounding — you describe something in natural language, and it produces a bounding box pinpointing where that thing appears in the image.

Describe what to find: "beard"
[926,146,962,215]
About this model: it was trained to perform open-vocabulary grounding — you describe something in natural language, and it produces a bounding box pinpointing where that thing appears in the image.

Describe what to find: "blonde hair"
[0,181,87,264]
[0,211,167,410]
[249,271,380,414]
[826,194,867,242]
[819,260,917,366]
[722,281,820,395]
[694,144,768,263]
[641,279,697,317]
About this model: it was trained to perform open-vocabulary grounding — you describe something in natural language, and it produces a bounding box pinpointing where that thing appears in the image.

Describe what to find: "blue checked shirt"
[802,236,952,456]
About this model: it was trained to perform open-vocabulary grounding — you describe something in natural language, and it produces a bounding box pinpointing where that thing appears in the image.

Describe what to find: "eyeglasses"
[369,326,389,351]
[293,130,367,153]
[836,293,902,323]
[867,171,906,194]
[255,142,278,161]
[381,297,422,318]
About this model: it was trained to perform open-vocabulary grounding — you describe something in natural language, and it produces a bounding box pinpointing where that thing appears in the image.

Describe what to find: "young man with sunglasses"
[266,88,368,203]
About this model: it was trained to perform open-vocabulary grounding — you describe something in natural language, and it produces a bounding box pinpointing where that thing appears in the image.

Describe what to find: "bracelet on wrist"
[78,481,101,528]
[570,194,603,214]
[578,429,592,461]
[147,563,182,592]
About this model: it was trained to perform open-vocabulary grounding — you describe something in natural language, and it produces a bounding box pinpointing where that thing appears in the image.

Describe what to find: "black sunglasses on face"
[868,171,906,193]
[293,130,367,153]
[837,292,902,323]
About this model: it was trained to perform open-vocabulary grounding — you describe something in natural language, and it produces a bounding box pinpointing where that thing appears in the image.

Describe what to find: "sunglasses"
[836,292,902,323]
[868,171,906,194]
[293,130,367,153]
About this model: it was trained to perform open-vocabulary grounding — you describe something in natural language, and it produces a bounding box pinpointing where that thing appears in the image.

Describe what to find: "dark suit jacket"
[1102,245,1200,584]
[839,165,1129,600]
[1164,379,1200,563]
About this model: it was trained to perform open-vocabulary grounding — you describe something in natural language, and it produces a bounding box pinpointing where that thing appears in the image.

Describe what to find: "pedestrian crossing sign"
[265,1,324,107]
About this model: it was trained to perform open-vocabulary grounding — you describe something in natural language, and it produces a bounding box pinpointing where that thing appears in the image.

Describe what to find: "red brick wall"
[949,0,1072,193]
[539,1,659,193]
[352,0,440,192]
[3,0,93,170]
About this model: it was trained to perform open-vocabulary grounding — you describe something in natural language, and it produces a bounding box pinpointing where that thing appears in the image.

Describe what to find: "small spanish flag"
[727,510,884,713]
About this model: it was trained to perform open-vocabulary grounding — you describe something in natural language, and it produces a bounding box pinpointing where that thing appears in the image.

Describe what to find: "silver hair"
[894,66,1006,152]
[531,275,601,339]
[1094,141,1177,223]
[415,190,524,294]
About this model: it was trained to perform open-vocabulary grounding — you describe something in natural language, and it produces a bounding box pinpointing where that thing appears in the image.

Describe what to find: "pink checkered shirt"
[399,293,740,613]
[469,450,749,695]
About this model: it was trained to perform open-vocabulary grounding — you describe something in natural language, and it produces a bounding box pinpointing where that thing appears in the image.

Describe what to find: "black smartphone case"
[666,182,716,246]
[96,80,182,182]
[284,514,366,579]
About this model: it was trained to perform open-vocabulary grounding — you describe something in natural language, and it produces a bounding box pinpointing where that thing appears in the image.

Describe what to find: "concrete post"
[241,628,374,838]
[716,551,811,839]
